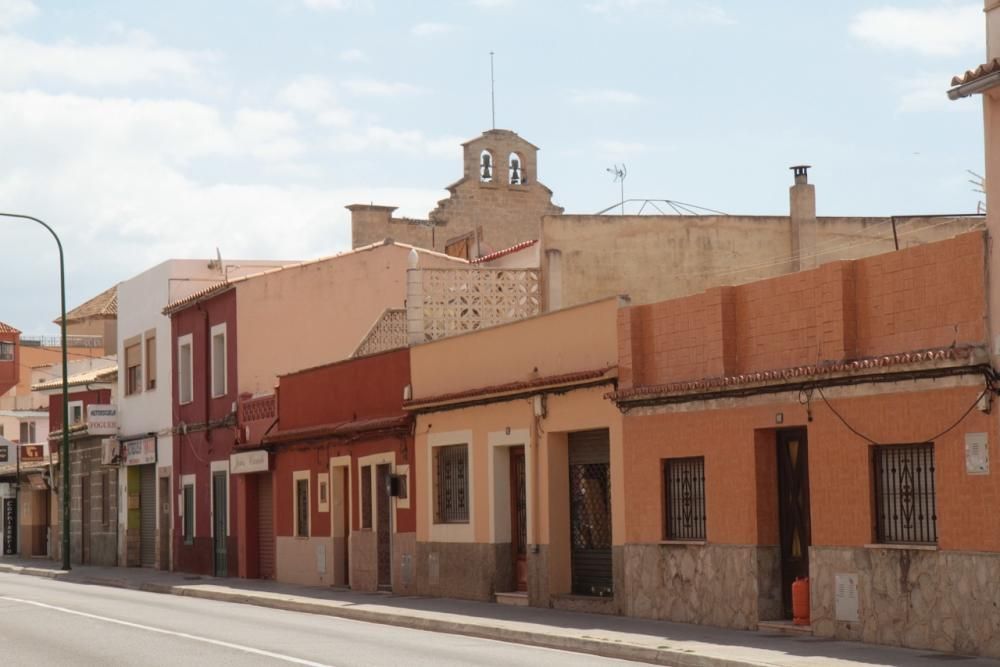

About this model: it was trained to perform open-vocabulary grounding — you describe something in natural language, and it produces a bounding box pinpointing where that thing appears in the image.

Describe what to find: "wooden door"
[776,428,811,618]
[509,447,527,592]
[256,474,275,579]
[139,465,156,567]
[212,472,227,577]
[80,475,89,565]
[375,464,392,590]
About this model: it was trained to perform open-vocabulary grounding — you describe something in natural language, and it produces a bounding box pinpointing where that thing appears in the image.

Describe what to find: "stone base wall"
[811,546,1000,658]
[416,541,510,601]
[350,531,377,591]
[392,532,416,595]
[622,543,781,630]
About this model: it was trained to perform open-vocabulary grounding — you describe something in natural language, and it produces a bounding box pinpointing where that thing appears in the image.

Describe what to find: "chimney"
[789,165,817,271]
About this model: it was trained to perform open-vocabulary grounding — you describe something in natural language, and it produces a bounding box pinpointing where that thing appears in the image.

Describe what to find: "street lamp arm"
[0,212,71,571]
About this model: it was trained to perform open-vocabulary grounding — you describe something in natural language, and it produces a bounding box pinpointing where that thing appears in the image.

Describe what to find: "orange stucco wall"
[623,384,999,552]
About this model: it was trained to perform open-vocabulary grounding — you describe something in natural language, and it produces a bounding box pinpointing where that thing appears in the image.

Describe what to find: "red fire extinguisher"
[792,577,810,626]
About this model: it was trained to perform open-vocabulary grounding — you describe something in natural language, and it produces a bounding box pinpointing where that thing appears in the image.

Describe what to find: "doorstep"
[757,620,813,635]
[495,591,528,606]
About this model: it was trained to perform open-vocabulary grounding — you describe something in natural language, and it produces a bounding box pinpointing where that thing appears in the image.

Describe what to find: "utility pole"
[0,213,71,570]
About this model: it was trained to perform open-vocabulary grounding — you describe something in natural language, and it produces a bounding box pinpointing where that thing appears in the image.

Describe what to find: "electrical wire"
[816,384,990,445]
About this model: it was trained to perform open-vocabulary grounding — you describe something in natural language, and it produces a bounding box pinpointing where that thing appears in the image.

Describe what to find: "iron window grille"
[361,465,373,529]
[664,457,707,541]
[873,443,937,544]
[435,445,469,523]
[296,478,309,538]
[0,341,13,361]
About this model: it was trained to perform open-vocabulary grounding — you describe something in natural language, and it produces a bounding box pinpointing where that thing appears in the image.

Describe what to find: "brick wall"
[619,232,987,389]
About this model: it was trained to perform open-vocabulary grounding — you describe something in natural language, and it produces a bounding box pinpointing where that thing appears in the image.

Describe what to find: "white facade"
[116,258,288,568]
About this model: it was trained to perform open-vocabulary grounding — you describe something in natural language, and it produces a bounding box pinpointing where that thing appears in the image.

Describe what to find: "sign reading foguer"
[87,404,118,436]
[3,497,16,555]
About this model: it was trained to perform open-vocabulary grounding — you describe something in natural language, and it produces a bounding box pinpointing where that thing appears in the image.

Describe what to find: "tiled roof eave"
[261,415,411,446]
[404,366,617,411]
[609,346,989,405]
[949,58,1000,98]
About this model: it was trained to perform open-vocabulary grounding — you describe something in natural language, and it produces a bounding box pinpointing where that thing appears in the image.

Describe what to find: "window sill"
[864,543,938,552]
[659,540,706,546]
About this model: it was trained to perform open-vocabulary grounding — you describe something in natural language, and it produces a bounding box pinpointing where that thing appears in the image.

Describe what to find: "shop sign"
[230,450,270,474]
[19,444,45,463]
[3,497,16,555]
[123,437,156,466]
[87,404,118,436]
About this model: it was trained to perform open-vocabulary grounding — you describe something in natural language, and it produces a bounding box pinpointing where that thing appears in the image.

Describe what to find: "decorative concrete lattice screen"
[407,268,541,344]
[353,308,407,357]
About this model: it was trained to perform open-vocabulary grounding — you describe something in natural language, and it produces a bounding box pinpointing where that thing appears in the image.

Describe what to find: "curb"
[0,563,768,667]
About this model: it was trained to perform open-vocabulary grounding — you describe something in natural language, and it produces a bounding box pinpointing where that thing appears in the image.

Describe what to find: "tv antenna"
[606,164,627,215]
[490,51,496,129]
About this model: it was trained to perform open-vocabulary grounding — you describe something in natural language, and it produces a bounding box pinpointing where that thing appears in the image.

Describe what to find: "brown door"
[159,477,170,570]
[776,428,811,618]
[139,465,156,567]
[80,475,89,565]
[510,447,527,592]
[257,474,275,579]
[375,464,392,590]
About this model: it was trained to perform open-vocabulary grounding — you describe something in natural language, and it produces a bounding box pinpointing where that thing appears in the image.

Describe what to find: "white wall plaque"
[835,573,859,623]
[965,432,989,475]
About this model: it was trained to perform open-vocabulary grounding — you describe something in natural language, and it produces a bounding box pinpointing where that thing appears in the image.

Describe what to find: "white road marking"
[0,595,334,667]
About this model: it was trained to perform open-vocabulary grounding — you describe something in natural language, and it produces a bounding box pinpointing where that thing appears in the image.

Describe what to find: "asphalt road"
[0,572,641,666]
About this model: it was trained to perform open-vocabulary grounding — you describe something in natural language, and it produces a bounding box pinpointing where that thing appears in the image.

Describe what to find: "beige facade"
[234,242,463,394]
[408,298,624,609]
[350,129,563,259]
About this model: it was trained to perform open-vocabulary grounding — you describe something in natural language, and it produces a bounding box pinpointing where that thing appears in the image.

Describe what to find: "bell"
[510,158,521,184]
[481,153,492,180]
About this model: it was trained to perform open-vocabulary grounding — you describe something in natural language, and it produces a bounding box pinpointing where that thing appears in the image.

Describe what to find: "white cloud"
[339,48,366,62]
[343,78,423,96]
[850,4,981,57]
[569,88,642,105]
[0,33,212,86]
[411,22,456,37]
[278,75,355,126]
[584,0,733,24]
[0,0,37,30]
[898,73,977,112]
[330,126,463,157]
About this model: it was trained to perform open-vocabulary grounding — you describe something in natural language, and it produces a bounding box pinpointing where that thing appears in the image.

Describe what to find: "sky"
[0,0,989,335]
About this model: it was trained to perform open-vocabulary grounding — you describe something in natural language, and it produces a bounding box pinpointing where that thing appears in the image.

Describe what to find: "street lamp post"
[1,213,71,571]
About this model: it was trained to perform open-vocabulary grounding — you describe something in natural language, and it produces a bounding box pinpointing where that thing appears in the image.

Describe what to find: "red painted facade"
[0,326,19,397]
[170,289,239,576]
[48,388,112,434]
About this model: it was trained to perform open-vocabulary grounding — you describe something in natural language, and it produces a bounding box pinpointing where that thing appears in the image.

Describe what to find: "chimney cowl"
[790,165,811,185]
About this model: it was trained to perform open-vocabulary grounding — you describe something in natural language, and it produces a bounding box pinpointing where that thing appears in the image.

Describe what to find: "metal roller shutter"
[140,465,156,567]
[257,474,275,579]
[568,429,613,597]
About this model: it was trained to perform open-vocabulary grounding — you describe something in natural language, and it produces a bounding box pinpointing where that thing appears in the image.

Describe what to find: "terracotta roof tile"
[32,365,117,391]
[56,284,118,325]
[0,321,20,334]
[610,346,984,403]
[951,58,1000,87]
[262,415,411,445]
[472,239,538,264]
[404,367,616,410]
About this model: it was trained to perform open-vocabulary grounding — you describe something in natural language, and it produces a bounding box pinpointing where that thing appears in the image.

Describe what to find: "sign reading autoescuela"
[3,497,16,555]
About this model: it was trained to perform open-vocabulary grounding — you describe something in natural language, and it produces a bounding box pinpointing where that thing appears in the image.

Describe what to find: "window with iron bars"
[435,445,469,523]
[873,443,937,544]
[663,457,706,541]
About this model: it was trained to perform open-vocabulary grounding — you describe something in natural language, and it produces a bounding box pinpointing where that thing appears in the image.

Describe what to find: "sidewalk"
[0,557,993,667]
